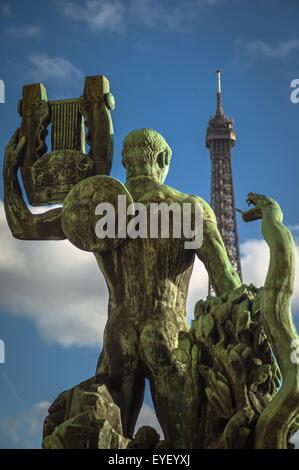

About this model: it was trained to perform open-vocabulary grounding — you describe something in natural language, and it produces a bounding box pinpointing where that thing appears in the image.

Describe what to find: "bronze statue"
[3,80,299,449]
[3,127,241,448]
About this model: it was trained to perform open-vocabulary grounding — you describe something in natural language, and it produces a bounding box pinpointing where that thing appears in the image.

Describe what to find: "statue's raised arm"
[193,196,241,295]
[3,129,65,240]
[3,75,115,242]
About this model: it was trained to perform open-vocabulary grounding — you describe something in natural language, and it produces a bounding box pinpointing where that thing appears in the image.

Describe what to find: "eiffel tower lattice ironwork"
[206,70,242,294]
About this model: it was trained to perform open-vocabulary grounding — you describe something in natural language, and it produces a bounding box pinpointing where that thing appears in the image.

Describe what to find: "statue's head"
[122,128,172,183]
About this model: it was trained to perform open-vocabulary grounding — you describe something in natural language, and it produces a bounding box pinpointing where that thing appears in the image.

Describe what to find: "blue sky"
[0,0,299,448]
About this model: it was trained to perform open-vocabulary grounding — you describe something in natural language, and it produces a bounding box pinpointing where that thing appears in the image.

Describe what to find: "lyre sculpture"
[18,75,115,205]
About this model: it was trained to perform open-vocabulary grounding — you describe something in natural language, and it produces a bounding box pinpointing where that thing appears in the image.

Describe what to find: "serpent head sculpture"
[240,192,299,448]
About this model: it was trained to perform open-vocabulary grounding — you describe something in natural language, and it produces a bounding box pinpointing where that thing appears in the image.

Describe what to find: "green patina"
[3,121,298,449]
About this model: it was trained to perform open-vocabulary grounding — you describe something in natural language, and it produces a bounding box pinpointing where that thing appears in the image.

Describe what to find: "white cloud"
[59,0,224,33]
[27,54,82,84]
[0,202,108,347]
[1,199,299,347]
[241,238,299,311]
[135,403,163,437]
[61,0,126,32]
[186,256,209,320]
[290,226,299,245]
[0,400,50,449]
[241,238,269,289]
[4,25,41,39]
[187,236,299,316]
[0,2,12,16]
[291,431,299,449]
[236,38,299,59]
[130,0,192,32]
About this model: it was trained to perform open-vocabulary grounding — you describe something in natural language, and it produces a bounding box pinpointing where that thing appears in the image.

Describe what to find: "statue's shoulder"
[160,183,188,201]
[190,195,217,224]
[163,185,217,223]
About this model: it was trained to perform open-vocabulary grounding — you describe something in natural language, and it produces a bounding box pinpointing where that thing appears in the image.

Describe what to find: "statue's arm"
[194,198,241,295]
[3,129,66,240]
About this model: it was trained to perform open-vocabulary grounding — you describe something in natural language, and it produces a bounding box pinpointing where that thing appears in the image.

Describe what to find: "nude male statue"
[4,128,241,448]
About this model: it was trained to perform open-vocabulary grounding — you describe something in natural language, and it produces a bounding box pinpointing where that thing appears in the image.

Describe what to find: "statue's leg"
[139,320,187,448]
[97,316,145,439]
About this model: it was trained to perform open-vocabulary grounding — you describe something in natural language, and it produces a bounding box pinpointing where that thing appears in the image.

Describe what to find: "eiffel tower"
[206,71,242,292]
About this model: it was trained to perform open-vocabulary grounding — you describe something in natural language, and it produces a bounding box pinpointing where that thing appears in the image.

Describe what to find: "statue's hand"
[3,129,26,175]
